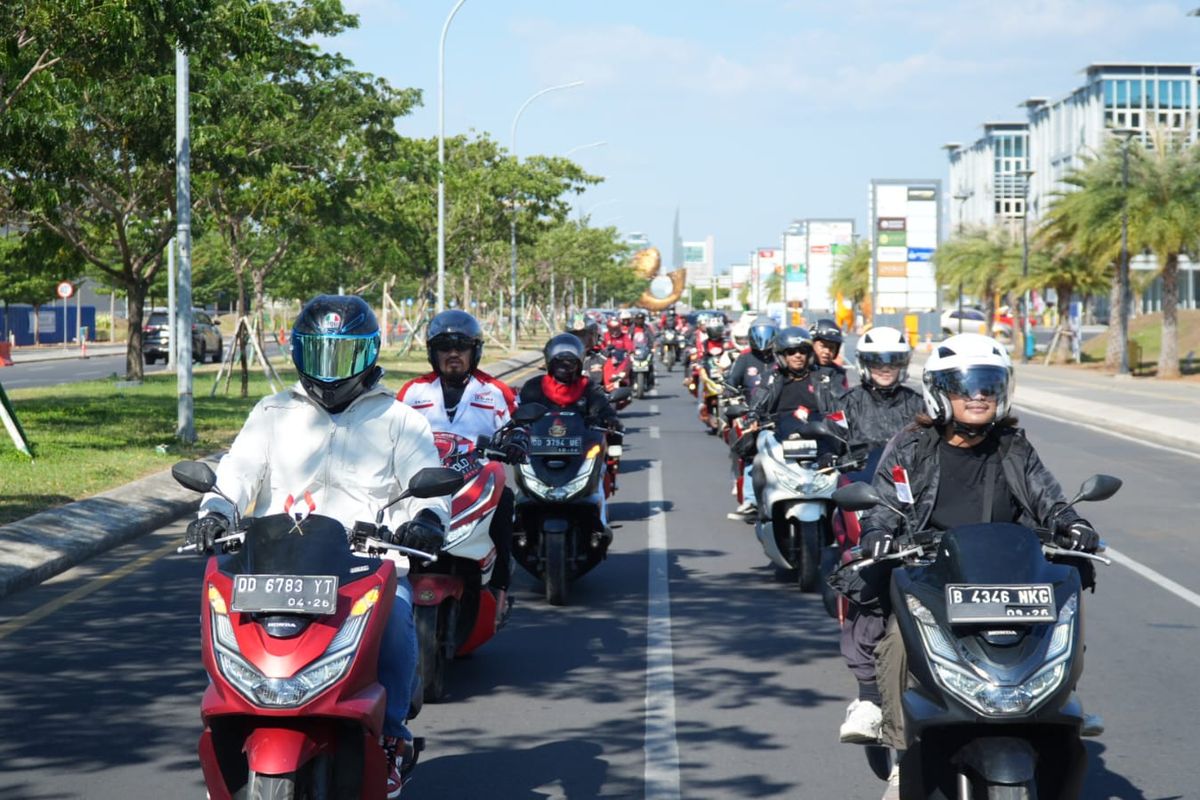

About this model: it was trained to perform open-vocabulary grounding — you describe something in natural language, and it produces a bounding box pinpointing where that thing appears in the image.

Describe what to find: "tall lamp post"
[565,140,606,158]
[952,190,972,333]
[509,80,584,349]
[1110,127,1139,376]
[436,0,468,315]
[1017,169,1035,362]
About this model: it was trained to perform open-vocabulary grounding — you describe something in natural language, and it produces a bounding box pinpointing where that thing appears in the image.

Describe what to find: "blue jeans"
[743,463,756,505]
[378,577,417,739]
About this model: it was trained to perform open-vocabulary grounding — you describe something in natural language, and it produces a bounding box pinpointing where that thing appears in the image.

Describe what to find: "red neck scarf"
[541,374,589,406]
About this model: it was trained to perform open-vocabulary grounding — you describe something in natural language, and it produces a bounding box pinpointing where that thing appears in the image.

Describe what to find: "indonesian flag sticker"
[792,405,810,421]
[892,466,915,504]
[826,410,848,429]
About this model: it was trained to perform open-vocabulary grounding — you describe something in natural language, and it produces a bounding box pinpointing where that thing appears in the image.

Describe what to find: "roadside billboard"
[783,231,807,304]
[730,264,751,289]
[806,220,854,313]
[869,179,941,313]
[683,236,715,287]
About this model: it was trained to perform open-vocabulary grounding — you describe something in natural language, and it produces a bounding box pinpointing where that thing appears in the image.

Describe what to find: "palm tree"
[831,238,870,308]
[933,226,1022,330]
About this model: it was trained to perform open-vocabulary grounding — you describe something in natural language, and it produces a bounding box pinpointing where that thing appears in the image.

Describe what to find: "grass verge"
[1080,310,1200,375]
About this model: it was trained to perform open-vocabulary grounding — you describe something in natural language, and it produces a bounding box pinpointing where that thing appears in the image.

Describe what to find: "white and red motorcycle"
[410,403,544,702]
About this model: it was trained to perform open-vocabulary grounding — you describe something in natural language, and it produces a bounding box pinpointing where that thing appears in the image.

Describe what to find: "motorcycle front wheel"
[545,533,570,606]
[246,772,296,800]
[796,520,822,592]
[415,604,447,703]
[635,372,646,399]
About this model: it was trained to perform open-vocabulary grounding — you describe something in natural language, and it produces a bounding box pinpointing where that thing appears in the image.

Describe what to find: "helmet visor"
[429,333,476,353]
[294,333,380,382]
[928,365,1009,401]
[859,351,911,369]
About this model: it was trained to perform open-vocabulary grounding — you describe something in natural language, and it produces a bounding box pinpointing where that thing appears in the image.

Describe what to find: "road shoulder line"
[644,458,680,799]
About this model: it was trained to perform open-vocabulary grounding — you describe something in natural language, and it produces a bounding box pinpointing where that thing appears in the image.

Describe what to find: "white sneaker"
[725,502,756,521]
[881,764,900,800]
[839,698,883,744]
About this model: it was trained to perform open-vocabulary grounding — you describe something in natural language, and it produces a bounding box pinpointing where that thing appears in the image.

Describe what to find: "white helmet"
[856,326,911,391]
[921,333,1013,425]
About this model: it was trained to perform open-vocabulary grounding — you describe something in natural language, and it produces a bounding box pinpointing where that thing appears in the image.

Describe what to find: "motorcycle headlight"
[1046,592,1078,661]
[522,458,595,501]
[519,463,553,498]
[908,593,1072,716]
[209,585,376,708]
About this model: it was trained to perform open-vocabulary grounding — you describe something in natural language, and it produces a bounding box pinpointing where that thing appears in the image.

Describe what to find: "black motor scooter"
[831,474,1120,799]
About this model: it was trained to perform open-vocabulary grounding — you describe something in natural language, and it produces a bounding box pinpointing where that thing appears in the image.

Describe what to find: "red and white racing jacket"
[397,369,517,442]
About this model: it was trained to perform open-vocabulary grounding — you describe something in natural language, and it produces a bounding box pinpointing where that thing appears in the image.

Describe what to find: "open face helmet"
[618,309,633,325]
[773,326,814,374]
[856,326,911,393]
[426,309,483,373]
[922,333,1013,427]
[292,294,381,411]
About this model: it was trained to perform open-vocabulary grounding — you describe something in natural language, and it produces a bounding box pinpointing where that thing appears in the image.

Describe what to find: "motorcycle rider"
[810,317,849,407]
[568,313,607,387]
[518,333,625,528]
[690,318,735,397]
[185,294,447,799]
[837,326,924,457]
[749,326,836,421]
[602,315,633,353]
[617,308,633,334]
[396,310,527,628]
[723,316,778,520]
[628,309,657,389]
[837,334,1103,775]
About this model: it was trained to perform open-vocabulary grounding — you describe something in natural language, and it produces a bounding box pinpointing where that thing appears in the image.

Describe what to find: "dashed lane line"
[644,458,680,799]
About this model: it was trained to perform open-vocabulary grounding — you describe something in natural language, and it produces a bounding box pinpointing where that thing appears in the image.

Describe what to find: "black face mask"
[550,359,582,384]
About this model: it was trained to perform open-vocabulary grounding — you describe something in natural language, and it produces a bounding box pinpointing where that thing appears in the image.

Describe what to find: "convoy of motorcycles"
[170,307,1120,799]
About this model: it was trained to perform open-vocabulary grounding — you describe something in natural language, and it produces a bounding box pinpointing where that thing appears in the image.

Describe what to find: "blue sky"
[323,0,1200,269]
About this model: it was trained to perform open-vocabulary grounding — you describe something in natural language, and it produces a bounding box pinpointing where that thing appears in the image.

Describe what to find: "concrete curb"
[0,350,543,600]
[1015,385,1200,456]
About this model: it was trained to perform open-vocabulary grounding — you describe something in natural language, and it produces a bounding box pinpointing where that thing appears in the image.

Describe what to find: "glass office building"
[945,122,1030,233]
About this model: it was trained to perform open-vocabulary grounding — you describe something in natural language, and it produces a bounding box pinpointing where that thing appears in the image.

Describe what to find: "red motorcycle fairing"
[198,551,394,798]
[457,590,499,656]
[411,573,465,606]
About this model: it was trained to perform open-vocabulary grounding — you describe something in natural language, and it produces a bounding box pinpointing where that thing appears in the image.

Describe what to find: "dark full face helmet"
[810,317,844,346]
[292,294,382,412]
[704,321,726,341]
[773,326,815,374]
[634,310,647,326]
[426,309,483,373]
[544,333,585,383]
[748,316,779,357]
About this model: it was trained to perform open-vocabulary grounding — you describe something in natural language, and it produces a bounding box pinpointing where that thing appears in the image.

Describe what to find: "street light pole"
[952,191,972,334]
[175,47,194,443]
[436,0,468,315]
[1017,169,1035,362]
[565,140,606,158]
[509,80,584,349]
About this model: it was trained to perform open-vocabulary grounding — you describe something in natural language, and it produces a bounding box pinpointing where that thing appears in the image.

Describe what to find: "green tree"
[933,227,1021,330]
[831,239,871,309]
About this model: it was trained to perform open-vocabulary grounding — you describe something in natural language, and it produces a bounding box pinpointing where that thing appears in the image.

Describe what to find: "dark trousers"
[840,601,887,684]
[488,487,515,590]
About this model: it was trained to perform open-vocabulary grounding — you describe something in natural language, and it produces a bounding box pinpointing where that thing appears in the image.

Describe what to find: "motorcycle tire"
[635,373,646,399]
[665,351,674,372]
[796,520,822,593]
[545,533,570,606]
[247,772,296,800]
[415,604,447,703]
[984,784,1036,800]
[819,545,841,618]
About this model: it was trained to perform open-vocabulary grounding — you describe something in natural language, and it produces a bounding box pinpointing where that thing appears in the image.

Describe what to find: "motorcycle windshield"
[218,513,377,585]
[774,411,844,459]
[928,523,1061,587]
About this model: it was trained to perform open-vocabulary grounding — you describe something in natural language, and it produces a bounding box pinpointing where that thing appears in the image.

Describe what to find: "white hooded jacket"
[200,380,450,533]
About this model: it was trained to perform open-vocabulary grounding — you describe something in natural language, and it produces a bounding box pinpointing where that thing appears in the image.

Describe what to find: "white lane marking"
[1017,405,1200,462]
[650,403,660,414]
[645,459,680,799]
[649,425,660,439]
[1105,547,1200,611]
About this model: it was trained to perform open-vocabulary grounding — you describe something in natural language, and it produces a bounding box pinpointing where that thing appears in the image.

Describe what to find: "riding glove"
[185,514,229,554]
[858,530,895,560]
[1058,520,1100,553]
[391,510,445,555]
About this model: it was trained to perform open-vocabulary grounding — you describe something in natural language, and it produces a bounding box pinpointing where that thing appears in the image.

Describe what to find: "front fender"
[409,574,465,607]
[785,500,831,523]
[244,725,332,776]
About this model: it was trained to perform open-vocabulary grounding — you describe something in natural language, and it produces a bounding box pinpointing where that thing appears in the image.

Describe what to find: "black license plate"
[945,583,1056,624]
[530,435,582,455]
[231,574,339,615]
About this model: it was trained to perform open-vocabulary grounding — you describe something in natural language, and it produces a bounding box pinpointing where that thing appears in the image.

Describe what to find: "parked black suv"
[143,308,224,365]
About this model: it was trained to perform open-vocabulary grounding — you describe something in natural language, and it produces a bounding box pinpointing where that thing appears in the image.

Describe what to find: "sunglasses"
[781,347,809,357]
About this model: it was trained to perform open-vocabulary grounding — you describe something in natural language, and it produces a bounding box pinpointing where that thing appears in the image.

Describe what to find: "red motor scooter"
[410,404,545,702]
[172,461,462,800]
[603,346,633,411]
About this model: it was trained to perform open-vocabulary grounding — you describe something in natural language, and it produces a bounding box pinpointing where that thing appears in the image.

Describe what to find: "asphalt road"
[0,353,169,389]
[0,370,1197,799]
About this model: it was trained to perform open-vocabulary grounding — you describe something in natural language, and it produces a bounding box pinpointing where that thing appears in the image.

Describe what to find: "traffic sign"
[56,281,74,300]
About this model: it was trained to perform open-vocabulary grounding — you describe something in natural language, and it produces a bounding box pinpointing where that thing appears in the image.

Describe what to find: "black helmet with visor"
[544,333,585,384]
[748,316,778,356]
[773,326,814,374]
[291,294,382,412]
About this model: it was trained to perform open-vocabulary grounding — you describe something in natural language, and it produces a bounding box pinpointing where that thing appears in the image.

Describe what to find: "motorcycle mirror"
[376,467,466,524]
[609,386,633,404]
[172,461,217,494]
[832,481,883,512]
[1070,474,1122,505]
[512,402,549,425]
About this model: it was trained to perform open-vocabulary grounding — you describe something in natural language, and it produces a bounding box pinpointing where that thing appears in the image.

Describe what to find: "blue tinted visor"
[293,332,380,382]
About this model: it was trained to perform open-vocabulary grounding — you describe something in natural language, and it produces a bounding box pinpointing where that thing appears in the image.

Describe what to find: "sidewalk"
[6,343,126,364]
[0,350,543,599]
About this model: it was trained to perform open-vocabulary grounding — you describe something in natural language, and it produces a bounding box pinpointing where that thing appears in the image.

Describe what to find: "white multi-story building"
[944,122,1030,233]
[946,63,1200,313]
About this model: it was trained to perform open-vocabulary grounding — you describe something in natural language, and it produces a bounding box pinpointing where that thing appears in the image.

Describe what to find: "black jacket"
[813,363,849,409]
[723,351,773,403]
[518,377,624,441]
[837,383,925,451]
[751,368,838,418]
[860,423,1083,543]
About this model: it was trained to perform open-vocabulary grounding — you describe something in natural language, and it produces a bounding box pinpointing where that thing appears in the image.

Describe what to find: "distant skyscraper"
[671,206,683,269]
